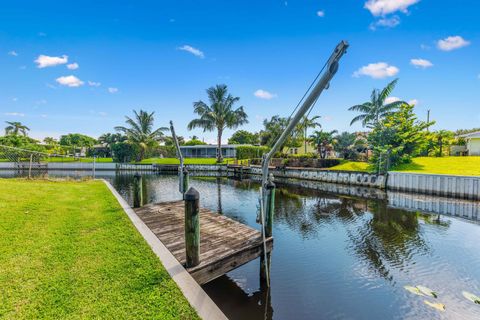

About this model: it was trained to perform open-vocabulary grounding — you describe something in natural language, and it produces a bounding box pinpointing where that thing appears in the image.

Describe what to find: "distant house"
[179,144,246,158]
[460,131,480,155]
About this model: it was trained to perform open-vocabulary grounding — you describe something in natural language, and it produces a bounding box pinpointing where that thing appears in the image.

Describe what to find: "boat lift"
[259,40,349,286]
[170,121,189,199]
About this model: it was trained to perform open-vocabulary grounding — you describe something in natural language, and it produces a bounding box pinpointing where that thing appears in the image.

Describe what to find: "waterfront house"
[459,131,480,155]
[179,144,245,158]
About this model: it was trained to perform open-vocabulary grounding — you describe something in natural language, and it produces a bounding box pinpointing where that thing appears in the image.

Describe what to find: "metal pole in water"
[92,155,96,179]
[182,167,189,200]
[185,187,200,267]
[133,173,143,208]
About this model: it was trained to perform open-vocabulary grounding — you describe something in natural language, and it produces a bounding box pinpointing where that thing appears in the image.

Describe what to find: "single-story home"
[459,131,480,155]
[179,144,247,158]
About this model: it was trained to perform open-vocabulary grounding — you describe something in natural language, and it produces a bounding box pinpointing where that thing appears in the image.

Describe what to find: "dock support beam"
[133,173,143,208]
[185,187,200,267]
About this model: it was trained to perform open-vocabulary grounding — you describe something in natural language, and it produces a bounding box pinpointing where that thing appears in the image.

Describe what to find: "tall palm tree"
[115,110,168,161]
[298,115,321,153]
[188,84,248,162]
[309,129,338,159]
[349,79,406,128]
[5,121,30,136]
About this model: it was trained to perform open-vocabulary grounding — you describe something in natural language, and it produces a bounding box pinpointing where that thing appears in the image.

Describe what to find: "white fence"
[387,172,480,200]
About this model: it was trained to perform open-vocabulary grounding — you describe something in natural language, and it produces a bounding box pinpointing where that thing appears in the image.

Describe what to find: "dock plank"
[135,200,273,284]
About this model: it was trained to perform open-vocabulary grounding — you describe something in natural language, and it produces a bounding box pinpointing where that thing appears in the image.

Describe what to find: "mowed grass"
[138,157,233,165]
[0,179,199,320]
[393,156,480,176]
[328,160,371,172]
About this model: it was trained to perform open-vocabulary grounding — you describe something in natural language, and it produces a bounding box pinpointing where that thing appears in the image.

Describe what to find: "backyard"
[0,179,198,320]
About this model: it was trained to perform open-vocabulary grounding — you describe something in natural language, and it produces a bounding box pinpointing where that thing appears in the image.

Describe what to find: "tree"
[309,130,338,159]
[183,139,207,146]
[334,132,359,159]
[228,130,259,145]
[259,115,302,150]
[368,104,434,172]
[298,115,321,153]
[432,130,455,157]
[5,121,30,136]
[188,84,248,162]
[115,110,168,161]
[349,79,406,128]
[43,137,58,145]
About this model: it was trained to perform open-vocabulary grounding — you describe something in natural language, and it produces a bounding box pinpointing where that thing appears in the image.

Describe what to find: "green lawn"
[392,156,480,176]
[45,157,113,163]
[0,179,199,320]
[328,160,371,172]
[138,157,233,165]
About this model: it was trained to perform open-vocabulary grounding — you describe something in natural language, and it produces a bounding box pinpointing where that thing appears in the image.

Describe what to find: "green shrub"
[111,142,140,163]
[236,145,270,160]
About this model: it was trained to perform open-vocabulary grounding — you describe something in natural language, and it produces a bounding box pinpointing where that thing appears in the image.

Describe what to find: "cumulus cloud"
[410,58,433,68]
[364,0,420,16]
[437,36,470,51]
[370,16,400,30]
[408,99,419,105]
[108,87,118,93]
[88,81,101,87]
[178,45,204,58]
[67,62,79,70]
[56,75,84,87]
[5,112,25,117]
[254,89,277,100]
[35,54,68,68]
[353,62,399,79]
[316,10,325,17]
[385,96,400,104]
[8,50,18,56]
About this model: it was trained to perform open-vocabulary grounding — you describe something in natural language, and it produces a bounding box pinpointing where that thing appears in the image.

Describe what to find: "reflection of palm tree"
[216,177,223,215]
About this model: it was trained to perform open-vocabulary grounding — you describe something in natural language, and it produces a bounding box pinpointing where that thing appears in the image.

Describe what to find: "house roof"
[458,131,480,139]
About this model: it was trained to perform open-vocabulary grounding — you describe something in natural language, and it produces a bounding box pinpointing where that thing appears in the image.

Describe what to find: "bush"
[111,142,140,163]
[283,157,340,168]
[236,145,270,160]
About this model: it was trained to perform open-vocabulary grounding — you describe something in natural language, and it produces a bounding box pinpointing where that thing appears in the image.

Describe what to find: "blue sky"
[1,0,479,143]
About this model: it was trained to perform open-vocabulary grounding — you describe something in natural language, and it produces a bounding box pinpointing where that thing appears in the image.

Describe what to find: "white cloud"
[178,45,204,58]
[365,0,420,16]
[410,58,433,68]
[108,87,118,93]
[5,112,25,117]
[56,75,84,87]
[370,16,400,30]
[8,50,18,56]
[385,96,400,104]
[316,10,325,17]
[408,99,419,105]
[254,89,277,100]
[35,54,68,68]
[67,62,79,70]
[353,62,399,79]
[88,81,101,87]
[437,36,470,51]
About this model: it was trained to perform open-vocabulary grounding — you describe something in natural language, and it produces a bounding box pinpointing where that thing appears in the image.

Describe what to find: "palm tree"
[309,130,338,159]
[43,137,58,145]
[115,110,168,161]
[188,84,248,162]
[349,79,406,128]
[298,115,321,153]
[5,121,30,136]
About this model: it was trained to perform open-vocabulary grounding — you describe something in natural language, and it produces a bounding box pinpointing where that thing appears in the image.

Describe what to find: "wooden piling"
[133,174,143,208]
[265,180,275,238]
[185,187,200,267]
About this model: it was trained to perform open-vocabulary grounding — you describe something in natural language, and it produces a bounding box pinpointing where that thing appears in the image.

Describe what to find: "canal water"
[3,171,480,319]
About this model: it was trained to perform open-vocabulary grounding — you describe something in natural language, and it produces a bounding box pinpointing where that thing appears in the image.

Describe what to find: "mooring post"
[265,178,276,238]
[132,173,143,208]
[185,187,200,267]
[182,167,189,200]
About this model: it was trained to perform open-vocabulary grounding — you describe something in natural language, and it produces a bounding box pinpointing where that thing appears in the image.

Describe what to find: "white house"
[460,131,480,155]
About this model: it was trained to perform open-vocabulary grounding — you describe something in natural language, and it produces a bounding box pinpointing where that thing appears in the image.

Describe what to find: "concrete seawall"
[387,171,480,200]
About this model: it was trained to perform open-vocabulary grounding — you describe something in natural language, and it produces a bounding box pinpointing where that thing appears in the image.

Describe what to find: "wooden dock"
[135,200,273,284]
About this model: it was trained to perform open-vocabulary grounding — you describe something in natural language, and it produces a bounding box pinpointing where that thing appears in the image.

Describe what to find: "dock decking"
[135,200,273,284]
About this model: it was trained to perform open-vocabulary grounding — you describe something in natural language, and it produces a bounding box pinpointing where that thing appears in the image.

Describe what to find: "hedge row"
[236,145,270,160]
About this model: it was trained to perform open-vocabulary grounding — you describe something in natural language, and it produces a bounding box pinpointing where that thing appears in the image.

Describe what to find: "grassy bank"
[328,156,480,176]
[138,157,233,165]
[0,179,199,319]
